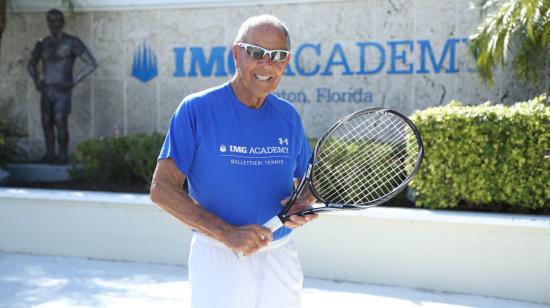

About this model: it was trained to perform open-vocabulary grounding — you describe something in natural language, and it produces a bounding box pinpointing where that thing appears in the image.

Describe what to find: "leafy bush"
[410,94,550,212]
[308,138,318,150]
[70,133,165,186]
[0,116,22,168]
[126,133,166,186]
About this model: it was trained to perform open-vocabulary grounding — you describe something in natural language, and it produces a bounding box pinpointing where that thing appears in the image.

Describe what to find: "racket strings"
[312,112,420,205]
[324,135,402,200]
[344,130,416,201]
[334,134,416,202]
[355,124,413,195]
[330,136,408,201]
[317,136,410,202]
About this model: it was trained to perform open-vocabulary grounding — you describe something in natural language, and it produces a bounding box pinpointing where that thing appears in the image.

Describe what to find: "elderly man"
[28,9,97,164]
[150,15,317,308]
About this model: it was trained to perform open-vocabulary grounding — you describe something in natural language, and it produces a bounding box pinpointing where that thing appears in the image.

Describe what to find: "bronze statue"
[27,9,97,164]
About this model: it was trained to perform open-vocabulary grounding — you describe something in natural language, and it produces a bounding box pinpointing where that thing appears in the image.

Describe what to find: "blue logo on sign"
[132,41,158,83]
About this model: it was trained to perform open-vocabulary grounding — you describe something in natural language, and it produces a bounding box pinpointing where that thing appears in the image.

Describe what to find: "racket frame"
[276,107,424,222]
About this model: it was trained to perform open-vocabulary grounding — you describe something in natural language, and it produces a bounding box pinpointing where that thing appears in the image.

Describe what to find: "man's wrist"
[207,219,236,244]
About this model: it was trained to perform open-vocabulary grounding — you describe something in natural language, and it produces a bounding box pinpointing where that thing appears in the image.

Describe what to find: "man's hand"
[281,197,318,229]
[151,159,272,257]
[222,224,272,256]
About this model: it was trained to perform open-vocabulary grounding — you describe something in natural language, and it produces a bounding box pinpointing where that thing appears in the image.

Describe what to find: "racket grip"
[232,217,284,258]
[263,216,284,231]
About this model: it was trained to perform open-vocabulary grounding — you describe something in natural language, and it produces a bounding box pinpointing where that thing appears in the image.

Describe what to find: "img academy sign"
[133,37,474,103]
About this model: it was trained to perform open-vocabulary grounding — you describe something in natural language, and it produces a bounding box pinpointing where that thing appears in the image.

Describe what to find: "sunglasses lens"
[247,46,266,59]
[271,51,288,62]
[241,44,288,62]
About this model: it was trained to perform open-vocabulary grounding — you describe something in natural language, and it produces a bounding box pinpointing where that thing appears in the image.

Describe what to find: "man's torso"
[38,33,81,86]
[162,83,310,240]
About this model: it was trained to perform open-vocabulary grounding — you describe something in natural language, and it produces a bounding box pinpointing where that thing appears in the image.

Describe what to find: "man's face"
[233,24,290,100]
[47,13,64,37]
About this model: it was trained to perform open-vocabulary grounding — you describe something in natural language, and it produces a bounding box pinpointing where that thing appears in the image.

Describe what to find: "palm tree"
[469,0,550,85]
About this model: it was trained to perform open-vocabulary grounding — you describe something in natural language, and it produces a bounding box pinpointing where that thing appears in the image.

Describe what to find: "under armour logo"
[278,137,289,145]
[132,41,158,83]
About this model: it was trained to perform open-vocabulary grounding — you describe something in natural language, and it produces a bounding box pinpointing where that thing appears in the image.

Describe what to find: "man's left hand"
[280,197,318,229]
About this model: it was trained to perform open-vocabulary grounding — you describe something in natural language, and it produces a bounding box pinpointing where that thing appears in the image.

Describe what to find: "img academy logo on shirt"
[219,138,291,166]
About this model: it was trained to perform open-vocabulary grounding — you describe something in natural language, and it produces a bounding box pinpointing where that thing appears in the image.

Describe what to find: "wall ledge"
[1,187,549,304]
[1,187,548,228]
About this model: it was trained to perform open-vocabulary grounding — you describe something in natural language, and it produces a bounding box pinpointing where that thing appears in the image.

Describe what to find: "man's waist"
[193,232,292,253]
[41,82,73,92]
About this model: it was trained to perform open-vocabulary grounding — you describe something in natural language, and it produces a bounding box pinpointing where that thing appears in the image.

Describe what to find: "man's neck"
[50,32,64,41]
[229,78,265,109]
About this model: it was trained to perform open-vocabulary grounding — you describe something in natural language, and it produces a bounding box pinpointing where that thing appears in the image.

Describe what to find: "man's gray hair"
[234,15,291,50]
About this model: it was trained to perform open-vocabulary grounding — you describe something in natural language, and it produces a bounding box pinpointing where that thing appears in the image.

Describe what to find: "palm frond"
[470,0,550,84]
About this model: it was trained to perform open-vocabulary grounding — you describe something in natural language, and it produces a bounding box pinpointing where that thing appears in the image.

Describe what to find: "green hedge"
[70,133,165,186]
[410,94,550,212]
[0,117,20,168]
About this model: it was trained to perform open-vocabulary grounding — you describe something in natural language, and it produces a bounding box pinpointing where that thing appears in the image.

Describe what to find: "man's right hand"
[222,224,272,256]
[151,159,273,257]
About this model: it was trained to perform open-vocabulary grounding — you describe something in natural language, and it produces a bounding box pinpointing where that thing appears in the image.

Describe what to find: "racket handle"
[232,216,284,258]
[264,215,284,231]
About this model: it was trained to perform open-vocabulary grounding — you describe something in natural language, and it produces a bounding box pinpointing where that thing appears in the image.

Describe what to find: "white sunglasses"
[236,42,290,62]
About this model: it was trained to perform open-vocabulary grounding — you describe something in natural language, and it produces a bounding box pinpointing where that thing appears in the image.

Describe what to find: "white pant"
[189,233,303,308]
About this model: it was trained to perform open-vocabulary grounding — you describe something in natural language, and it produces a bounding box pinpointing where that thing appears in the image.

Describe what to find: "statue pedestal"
[5,163,72,183]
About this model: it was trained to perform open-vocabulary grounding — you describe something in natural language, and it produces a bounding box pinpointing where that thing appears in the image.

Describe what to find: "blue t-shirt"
[158,82,311,240]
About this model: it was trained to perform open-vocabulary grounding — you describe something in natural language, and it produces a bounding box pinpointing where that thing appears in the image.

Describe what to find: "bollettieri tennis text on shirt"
[158,82,311,241]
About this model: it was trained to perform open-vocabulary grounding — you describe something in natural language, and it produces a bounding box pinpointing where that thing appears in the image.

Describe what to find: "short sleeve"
[158,99,198,176]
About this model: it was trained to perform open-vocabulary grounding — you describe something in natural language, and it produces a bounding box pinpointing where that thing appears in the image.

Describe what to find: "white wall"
[295,210,550,305]
[2,0,548,159]
[11,0,338,11]
[0,188,192,264]
[1,188,549,304]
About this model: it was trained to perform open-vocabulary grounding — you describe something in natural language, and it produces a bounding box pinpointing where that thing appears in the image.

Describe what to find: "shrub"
[70,133,165,186]
[308,138,318,150]
[0,116,22,168]
[125,133,166,186]
[70,136,132,182]
[410,94,550,212]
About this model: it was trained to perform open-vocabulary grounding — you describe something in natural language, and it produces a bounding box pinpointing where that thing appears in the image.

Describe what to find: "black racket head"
[309,107,423,207]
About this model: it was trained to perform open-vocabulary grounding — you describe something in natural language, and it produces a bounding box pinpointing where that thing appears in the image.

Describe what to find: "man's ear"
[284,53,291,68]
[232,45,240,69]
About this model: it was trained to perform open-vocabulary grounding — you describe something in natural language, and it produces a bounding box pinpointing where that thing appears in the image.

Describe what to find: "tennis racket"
[263,107,424,231]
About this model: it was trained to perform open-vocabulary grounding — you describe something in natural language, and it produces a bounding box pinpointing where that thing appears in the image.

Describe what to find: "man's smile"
[254,74,271,81]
